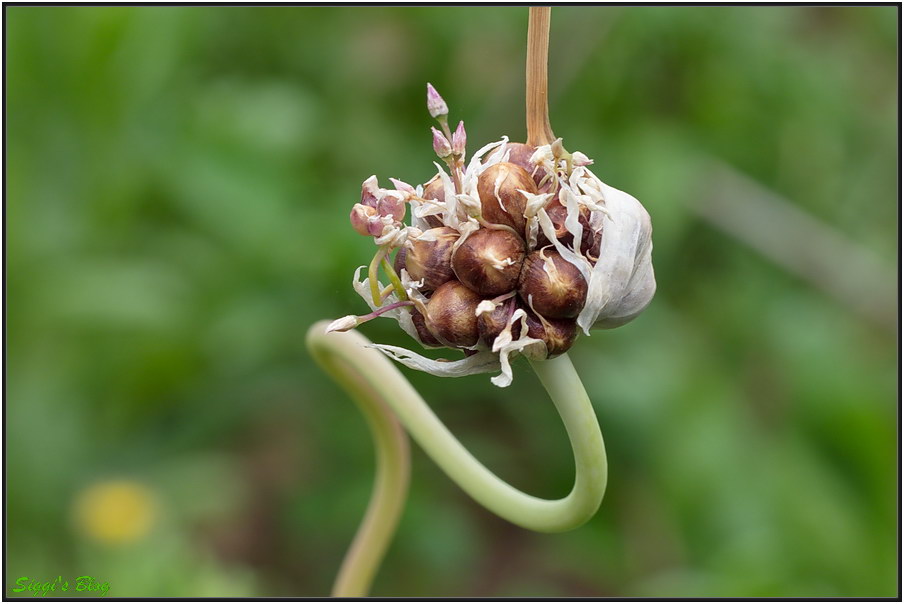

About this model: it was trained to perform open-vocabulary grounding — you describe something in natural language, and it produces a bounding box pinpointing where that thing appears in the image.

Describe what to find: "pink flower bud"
[431,127,452,158]
[378,194,406,222]
[451,120,466,156]
[350,203,377,236]
[426,83,448,119]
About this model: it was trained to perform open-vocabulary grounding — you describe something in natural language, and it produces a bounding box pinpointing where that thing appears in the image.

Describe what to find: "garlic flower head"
[336,85,655,387]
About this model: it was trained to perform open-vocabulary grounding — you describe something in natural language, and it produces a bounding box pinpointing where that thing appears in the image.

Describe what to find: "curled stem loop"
[307,321,607,596]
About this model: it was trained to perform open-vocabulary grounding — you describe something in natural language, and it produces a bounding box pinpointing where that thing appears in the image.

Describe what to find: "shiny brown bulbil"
[404,227,458,291]
[476,297,516,347]
[425,280,482,348]
[503,142,544,186]
[452,228,526,297]
[393,247,407,276]
[411,307,441,347]
[422,176,445,202]
[477,162,538,233]
[524,310,577,358]
[518,249,588,319]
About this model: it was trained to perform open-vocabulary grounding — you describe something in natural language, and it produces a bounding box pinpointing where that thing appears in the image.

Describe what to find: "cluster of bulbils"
[328,84,656,387]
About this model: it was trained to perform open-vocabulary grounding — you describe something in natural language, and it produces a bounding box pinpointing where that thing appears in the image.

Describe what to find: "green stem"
[437,114,453,143]
[316,347,409,597]
[368,246,389,306]
[380,257,408,301]
[306,321,607,594]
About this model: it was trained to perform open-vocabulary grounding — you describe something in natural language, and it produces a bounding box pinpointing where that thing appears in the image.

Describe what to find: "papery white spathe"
[568,169,655,332]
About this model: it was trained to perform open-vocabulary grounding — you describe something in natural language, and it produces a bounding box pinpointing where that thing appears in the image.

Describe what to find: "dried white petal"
[572,151,593,166]
[450,219,480,256]
[561,187,585,256]
[537,208,592,281]
[489,255,515,271]
[399,268,426,298]
[372,345,501,378]
[456,192,482,217]
[475,300,499,316]
[389,177,416,194]
[522,190,554,251]
[490,309,545,387]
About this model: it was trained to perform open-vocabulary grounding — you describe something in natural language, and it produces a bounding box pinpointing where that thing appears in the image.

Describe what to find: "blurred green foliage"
[6,6,898,598]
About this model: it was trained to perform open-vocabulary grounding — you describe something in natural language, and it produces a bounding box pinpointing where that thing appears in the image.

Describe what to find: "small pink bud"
[426,83,448,119]
[431,127,452,158]
[350,203,377,236]
[451,120,466,156]
[378,195,406,222]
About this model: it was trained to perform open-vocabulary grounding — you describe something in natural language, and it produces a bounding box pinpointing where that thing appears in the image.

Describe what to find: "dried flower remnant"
[337,84,655,386]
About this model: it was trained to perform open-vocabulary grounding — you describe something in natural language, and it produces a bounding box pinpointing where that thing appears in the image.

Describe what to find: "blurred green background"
[6,5,898,598]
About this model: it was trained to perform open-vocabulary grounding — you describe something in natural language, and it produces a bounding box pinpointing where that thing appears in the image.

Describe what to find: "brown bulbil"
[405,227,458,291]
[425,281,482,348]
[393,247,407,276]
[422,176,445,202]
[524,310,578,358]
[477,162,538,233]
[503,142,546,186]
[585,231,602,262]
[476,297,517,347]
[538,200,602,260]
[420,176,445,228]
[518,249,588,319]
[452,228,526,297]
[411,308,441,347]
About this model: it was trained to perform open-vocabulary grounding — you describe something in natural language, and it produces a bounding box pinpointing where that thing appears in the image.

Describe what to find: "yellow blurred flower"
[73,480,158,545]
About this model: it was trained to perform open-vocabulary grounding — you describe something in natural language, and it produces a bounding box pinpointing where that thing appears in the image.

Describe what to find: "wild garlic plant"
[307,7,655,596]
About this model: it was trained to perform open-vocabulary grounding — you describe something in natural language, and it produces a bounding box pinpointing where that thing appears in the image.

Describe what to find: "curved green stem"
[380,257,408,302]
[306,321,607,594]
[309,327,410,597]
[368,246,389,306]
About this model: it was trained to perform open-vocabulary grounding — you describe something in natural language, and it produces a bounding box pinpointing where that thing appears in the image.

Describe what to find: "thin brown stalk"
[526,7,555,146]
